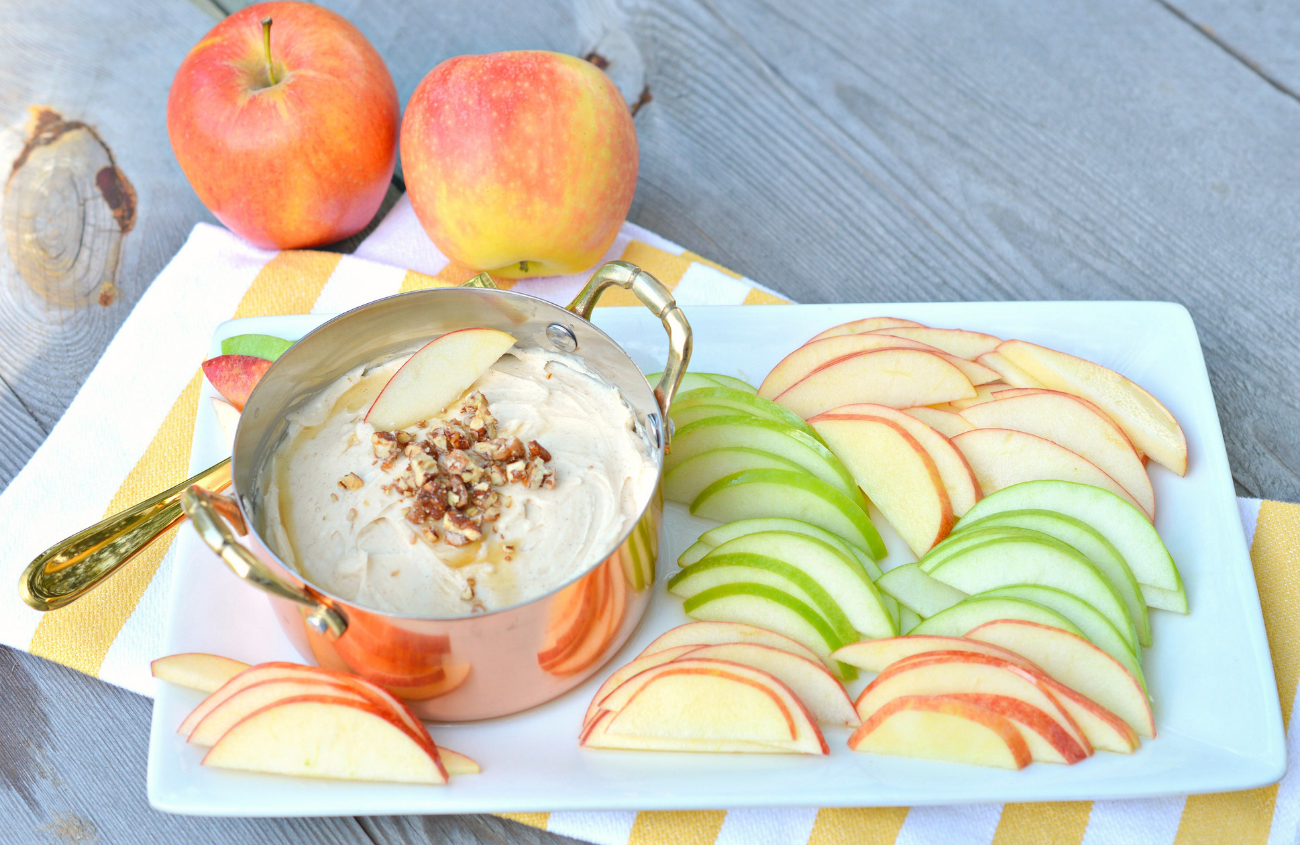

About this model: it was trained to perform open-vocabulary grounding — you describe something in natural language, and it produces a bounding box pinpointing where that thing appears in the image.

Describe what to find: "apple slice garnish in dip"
[365,328,517,431]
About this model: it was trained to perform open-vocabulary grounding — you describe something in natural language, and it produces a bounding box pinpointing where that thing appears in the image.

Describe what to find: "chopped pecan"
[338,472,364,490]
[527,440,552,462]
[506,460,528,484]
[371,431,400,461]
[488,465,507,486]
[443,511,483,544]
[446,475,469,508]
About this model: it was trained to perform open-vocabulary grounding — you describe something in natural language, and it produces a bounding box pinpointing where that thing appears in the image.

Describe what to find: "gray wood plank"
[1160,0,1300,100]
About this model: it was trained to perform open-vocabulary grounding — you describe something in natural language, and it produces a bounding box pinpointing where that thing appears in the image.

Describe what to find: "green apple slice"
[702,533,895,637]
[221,333,294,362]
[668,553,858,644]
[671,387,817,436]
[669,416,864,507]
[899,605,922,634]
[678,517,885,571]
[977,585,1145,688]
[649,372,723,394]
[1139,584,1187,613]
[955,509,1151,647]
[876,563,968,618]
[958,480,1185,612]
[681,583,856,678]
[663,447,806,505]
[925,537,1138,651]
[703,374,758,394]
[917,526,1035,571]
[691,469,885,557]
[911,596,1085,640]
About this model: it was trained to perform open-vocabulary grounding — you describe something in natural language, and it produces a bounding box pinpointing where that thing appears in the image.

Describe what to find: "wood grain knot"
[4,106,136,308]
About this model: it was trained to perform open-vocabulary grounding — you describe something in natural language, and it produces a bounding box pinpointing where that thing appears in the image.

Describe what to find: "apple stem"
[261,17,279,86]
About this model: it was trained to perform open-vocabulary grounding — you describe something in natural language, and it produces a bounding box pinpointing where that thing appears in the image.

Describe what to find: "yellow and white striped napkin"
[0,195,1295,843]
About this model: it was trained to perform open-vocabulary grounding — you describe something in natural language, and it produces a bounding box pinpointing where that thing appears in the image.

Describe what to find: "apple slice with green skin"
[203,698,448,784]
[691,469,885,558]
[939,693,1090,764]
[827,403,981,516]
[952,428,1148,517]
[648,371,724,394]
[698,533,896,637]
[968,619,1154,738]
[211,397,241,450]
[809,414,954,556]
[875,563,968,618]
[683,643,859,727]
[202,354,272,410]
[976,586,1144,686]
[899,606,922,633]
[961,392,1155,520]
[854,653,1089,752]
[188,679,371,747]
[663,447,808,505]
[638,621,823,664]
[832,636,1038,673]
[809,316,925,342]
[583,660,828,754]
[775,348,976,419]
[975,351,1044,388]
[682,583,855,679]
[365,328,516,431]
[583,646,703,728]
[954,510,1150,647]
[705,374,758,394]
[911,596,1085,640]
[668,417,865,508]
[671,387,817,435]
[867,327,1002,360]
[923,535,1138,651]
[221,333,294,361]
[151,653,251,693]
[668,554,861,645]
[901,406,975,438]
[996,339,1186,476]
[848,695,1031,769]
[679,518,884,572]
[960,480,1185,611]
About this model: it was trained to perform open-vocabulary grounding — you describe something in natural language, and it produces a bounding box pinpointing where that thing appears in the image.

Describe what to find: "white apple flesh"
[775,348,977,418]
[365,328,516,431]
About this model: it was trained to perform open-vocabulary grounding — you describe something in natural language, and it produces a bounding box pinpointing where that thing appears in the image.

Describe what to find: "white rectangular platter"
[148,301,1284,816]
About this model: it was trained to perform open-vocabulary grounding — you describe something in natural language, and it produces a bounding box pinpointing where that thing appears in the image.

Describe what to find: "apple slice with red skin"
[202,355,272,410]
[901,406,974,438]
[848,695,1031,769]
[825,404,980,517]
[831,636,1038,674]
[931,693,1089,764]
[365,328,516,431]
[583,658,827,754]
[946,383,1011,411]
[203,698,448,784]
[809,414,954,556]
[211,397,241,450]
[868,327,1002,360]
[808,316,925,342]
[638,621,823,665]
[759,335,997,400]
[151,653,250,693]
[969,619,1154,739]
[855,651,1090,754]
[583,646,704,727]
[952,428,1148,518]
[975,351,1044,388]
[188,680,372,746]
[775,348,976,419]
[440,748,480,775]
[683,643,859,727]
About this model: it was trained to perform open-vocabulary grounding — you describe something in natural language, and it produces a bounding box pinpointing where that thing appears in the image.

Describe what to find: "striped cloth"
[0,195,1294,842]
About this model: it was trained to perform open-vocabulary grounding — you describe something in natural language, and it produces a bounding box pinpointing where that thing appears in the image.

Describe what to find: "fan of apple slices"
[152,653,478,784]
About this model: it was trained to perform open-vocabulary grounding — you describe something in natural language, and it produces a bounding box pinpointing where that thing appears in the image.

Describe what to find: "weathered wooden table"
[3,0,1298,841]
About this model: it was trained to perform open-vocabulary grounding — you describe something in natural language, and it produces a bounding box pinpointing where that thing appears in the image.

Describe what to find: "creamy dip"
[259,345,658,616]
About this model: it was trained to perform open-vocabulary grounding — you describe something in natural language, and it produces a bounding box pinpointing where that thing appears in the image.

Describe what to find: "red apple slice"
[809,414,954,556]
[951,429,1147,517]
[941,693,1089,764]
[638,621,824,665]
[440,748,480,775]
[995,340,1186,475]
[583,658,827,754]
[211,398,241,450]
[808,316,925,342]
[365,328,516,431]
[583,646,704,727]
[848,695,1031,769]
[975,351,1044,388]
[188,680,372,746]
[868,327,1002,360]
[152,653,251,693]
[202,355,272,411]
[685,643,859,727]
[901,406,974,438]
[203,698,448,784]
[825,404,980,516]
[775,348,976,419]
[759,335,996,400]
[968,619,1154,739]
[855,651,1090,753]
[961,392,1154,519]
[831,636,1038,674]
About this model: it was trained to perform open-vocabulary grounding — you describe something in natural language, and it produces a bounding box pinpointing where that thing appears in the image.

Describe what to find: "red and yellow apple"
[167,2,399,249]
[401,50,639,278]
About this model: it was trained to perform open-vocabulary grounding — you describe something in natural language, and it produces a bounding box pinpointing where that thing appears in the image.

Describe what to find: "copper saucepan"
[21,262,690,721]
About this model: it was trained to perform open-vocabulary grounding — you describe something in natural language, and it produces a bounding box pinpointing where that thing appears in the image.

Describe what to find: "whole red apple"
[401,51,638,278]
[167,2,399,249]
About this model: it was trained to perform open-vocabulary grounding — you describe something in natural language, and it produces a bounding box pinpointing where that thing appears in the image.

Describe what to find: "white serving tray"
[148,301,1284,816]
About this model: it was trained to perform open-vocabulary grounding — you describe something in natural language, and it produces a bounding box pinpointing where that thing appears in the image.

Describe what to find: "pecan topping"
[338,472,364,490]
